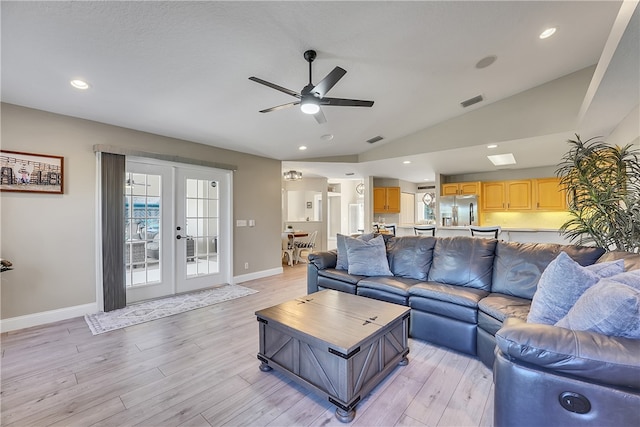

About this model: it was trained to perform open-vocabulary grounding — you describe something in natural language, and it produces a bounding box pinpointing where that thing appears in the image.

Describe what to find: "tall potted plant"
[556,135,640,252]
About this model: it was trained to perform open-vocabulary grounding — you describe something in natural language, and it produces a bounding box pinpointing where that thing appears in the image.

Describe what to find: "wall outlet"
[244,262,249,270]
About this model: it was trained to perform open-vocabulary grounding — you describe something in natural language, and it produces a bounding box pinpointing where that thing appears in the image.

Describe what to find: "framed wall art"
[0,150,64,194]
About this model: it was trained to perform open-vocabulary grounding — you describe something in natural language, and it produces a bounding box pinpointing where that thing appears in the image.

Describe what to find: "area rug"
[84,284,257,335]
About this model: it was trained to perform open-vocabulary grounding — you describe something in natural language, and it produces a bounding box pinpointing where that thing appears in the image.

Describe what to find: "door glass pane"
[125,172,162,287]
[185,178,219,277]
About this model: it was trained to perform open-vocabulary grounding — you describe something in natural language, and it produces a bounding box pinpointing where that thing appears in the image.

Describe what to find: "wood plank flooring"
[1,264,494,426]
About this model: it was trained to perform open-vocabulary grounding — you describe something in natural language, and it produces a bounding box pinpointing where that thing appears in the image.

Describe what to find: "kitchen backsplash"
[482,211,572,229]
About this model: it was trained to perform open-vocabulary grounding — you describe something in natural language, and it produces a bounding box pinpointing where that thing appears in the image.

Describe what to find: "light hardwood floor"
[1,264,494,427]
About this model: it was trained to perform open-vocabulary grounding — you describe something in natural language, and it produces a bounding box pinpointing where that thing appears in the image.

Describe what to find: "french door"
[125,160,231,303]
[175,167,230,293]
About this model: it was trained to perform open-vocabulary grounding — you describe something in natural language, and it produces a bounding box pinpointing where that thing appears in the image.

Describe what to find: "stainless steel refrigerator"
[440,195,478,226]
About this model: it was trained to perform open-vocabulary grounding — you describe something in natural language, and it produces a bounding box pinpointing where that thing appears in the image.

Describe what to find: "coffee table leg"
[335,407,355,423]
[399,356,409,366]
[259,362,272,372]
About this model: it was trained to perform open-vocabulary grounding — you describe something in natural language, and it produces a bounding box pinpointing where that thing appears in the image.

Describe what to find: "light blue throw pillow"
[606,270,640,288]
[555,279,640,338]
[527,252,625,325]
[336,233,375,270]
[344,235,392,276]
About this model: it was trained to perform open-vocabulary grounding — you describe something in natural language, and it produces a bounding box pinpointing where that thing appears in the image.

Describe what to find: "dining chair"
[294,230,318,263]
[281,232,296,266]
[470,226,502,239]
[414,225,436,236]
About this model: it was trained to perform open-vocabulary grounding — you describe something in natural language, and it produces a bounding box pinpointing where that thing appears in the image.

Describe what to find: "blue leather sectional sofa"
[306,235,640,427]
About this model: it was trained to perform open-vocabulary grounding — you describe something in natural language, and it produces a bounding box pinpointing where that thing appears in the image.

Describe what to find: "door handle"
[176,235,184,240]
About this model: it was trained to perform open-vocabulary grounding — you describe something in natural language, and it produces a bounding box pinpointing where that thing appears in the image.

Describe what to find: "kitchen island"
[396,225,570,245]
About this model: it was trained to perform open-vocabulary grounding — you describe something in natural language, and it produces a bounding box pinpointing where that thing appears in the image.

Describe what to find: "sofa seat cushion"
[358,276,420,295]
[478,293,531,324]
[409,282,489,307]
[318,268,364,285]
[357,276,419,305]
[409,282,489,324]
[386,236,436,281]
[427,236,496,291]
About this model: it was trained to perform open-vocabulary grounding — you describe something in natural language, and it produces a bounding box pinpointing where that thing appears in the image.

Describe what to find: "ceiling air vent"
[417,185,435,190]
[460,95,484,108]
[366,135,384,144]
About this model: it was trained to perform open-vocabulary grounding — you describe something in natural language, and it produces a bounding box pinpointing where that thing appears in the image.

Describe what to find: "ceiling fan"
[249,50,374,124]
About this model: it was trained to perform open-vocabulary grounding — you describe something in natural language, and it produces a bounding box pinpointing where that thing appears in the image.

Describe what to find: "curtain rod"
[93,144,237,171]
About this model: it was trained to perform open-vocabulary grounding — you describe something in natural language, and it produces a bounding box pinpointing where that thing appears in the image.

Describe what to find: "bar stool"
[470,226,501,239]
[414,225,436,236]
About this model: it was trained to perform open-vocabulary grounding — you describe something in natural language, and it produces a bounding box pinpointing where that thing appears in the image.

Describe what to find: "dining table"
[285,231,308,238]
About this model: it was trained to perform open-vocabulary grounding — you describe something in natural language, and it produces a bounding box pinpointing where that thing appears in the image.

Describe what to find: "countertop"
[398,224,561,232]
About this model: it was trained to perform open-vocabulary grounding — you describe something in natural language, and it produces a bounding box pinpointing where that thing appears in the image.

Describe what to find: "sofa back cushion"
[596,250,640,271]
[428,236,497,291]
[386,236,436,281]
[491,241,605,299]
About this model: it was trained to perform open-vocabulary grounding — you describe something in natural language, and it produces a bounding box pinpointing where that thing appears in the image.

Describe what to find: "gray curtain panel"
[101,152,126,311]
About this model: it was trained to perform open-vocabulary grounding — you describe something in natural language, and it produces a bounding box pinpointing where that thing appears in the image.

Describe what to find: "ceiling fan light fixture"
[283,170,302,181]
[70,79,90,90]
[300,98,320,115]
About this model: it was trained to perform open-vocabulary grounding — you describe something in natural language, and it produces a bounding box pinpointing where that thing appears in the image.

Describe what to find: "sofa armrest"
[307,250,337,294]
[307,250,337,270]
[495,317,640,390]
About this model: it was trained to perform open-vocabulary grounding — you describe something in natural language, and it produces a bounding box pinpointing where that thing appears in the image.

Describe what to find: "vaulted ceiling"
[2,1,638,182]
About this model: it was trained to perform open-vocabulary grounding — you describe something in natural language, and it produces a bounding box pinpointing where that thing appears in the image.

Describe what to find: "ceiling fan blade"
[320,97,374,107]
[312,67,347,98]
[249,77,301,98]
[259,101,300,113]
[313,108,327,124]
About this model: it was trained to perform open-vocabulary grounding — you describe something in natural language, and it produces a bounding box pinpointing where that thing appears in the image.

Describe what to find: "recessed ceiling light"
[298,145,307,151]
[403,160,411,164]
[320,134,334,141]
[70,79,90,90]
[487,144,498,149]
[539,27,556,39]
[487,153,517,166]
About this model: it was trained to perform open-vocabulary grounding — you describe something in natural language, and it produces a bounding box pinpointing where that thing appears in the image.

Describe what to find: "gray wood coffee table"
[255,289,410,423]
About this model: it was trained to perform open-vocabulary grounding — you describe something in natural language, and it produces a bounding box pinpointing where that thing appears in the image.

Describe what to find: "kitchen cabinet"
[507,180,532,210]
[441,181,480,196]
[482,180,532,211]
[534,177,567,211]
[374,187,401,213]
[482,181,506,210]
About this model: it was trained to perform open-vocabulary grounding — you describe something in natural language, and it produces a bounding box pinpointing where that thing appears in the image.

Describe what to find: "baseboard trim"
[1,267,286,332]
[233,267,283,284]
[0,303,98,333]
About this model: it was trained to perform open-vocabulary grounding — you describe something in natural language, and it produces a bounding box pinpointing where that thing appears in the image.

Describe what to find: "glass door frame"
[175,165,232,293]
[124,160,175,303]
